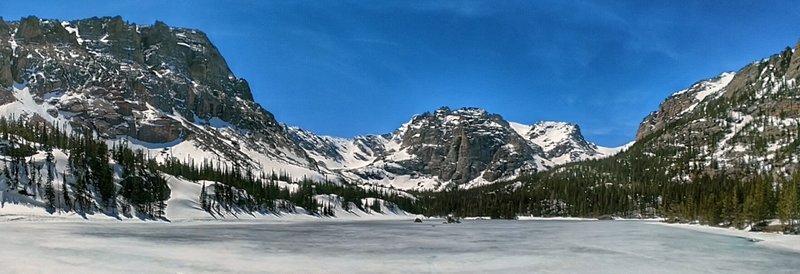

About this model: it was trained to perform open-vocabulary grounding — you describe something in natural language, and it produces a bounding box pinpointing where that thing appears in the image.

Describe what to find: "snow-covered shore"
[0,202,416,223]
[0,174,417,223]
[517,216,664,221]
[655,222,800,254]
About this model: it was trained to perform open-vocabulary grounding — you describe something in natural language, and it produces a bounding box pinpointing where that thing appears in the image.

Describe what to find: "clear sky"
[3,0,800,146]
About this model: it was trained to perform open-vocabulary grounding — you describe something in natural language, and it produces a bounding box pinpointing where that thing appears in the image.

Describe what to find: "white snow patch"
[60,21,84,45]
[679,72,736,115]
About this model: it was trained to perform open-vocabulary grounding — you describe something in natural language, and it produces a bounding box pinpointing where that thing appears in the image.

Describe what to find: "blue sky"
[3,0,800,146]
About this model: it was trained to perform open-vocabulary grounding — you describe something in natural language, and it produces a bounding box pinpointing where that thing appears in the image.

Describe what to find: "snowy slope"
[1,83,330,184]
[1,173,413,222]
[637,71,737,139]
[161,175,411,222]
[675,72,735,115]
[287,126,383,170]
[0,83,74,131]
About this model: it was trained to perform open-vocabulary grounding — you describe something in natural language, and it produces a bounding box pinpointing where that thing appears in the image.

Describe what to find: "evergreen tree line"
[162,154,421,217]
[418,152,800,233]
[0,116,170,218]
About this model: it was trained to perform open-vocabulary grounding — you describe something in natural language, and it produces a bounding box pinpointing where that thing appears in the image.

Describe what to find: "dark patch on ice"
[736,236,763,243]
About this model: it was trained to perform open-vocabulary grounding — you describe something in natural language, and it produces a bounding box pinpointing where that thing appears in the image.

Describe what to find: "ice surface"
[657,222,800,254]
[0,220,798,273]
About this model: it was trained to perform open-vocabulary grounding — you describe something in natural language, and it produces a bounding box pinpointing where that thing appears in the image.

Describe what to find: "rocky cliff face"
[636,72,735,140]
[0,16,317,174]
[379,107,547,185]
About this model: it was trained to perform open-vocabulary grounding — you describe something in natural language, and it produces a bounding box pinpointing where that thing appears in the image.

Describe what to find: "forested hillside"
[419,43,800,232]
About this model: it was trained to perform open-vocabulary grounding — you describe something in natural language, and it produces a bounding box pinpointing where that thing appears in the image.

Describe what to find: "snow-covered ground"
[655,222,800,254]
[0,220,798,273]
[0,173,414,223]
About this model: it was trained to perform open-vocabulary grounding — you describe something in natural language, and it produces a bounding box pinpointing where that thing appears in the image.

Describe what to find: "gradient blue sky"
[3,0,800,146]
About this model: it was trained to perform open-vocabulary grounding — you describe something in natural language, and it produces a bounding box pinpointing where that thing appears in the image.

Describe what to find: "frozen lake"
[1,220,798,273]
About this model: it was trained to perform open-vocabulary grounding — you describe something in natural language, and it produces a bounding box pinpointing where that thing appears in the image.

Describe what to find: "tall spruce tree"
[777,176,798,226]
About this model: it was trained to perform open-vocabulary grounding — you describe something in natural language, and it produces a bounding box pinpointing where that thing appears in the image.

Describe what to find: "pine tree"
[94,142,116,212]
[43,178,56,212]
[43,150,56,212]
[777,176,798,226]
[200,182,208,211]
[370,199,382,213]
[74,175,90,213]
[61,173,72,212]
[341,197,350,212]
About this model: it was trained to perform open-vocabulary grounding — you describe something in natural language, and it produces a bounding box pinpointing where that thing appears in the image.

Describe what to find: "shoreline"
[0,203,418,224]
[0,212,419,224]
[654,222,800,254]
[1,208,672,224]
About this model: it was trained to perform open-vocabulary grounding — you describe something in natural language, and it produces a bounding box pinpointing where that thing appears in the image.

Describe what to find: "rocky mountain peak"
[388,107,538,185]
[289,106,624,190]
[528,121,582,140]
[512,121,616,165]
[0,16,316,175]
[636,71,736,140]
[528,121,590,149]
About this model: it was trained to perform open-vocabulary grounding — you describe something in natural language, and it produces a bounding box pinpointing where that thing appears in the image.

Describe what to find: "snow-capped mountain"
[510,121,625,165]
[0,16,327,181]
[289,107,626,190]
